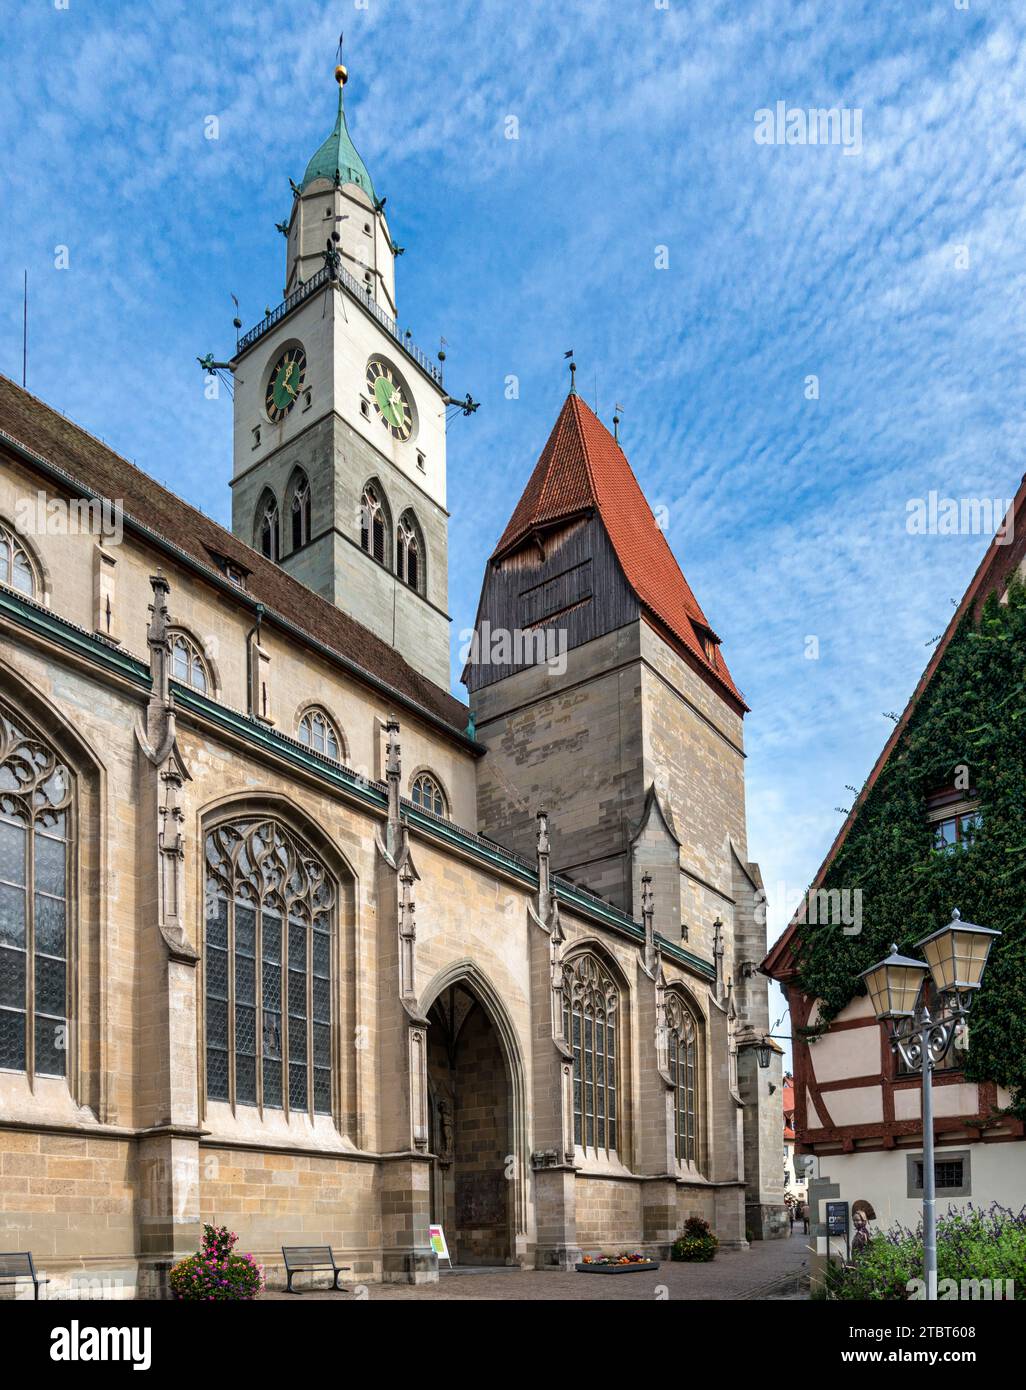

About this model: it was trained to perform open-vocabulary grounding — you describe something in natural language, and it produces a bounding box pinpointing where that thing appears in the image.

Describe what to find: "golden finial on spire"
[335,63,348,86]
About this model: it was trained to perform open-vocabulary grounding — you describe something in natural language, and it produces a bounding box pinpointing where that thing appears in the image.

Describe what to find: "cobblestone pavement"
[260,1229,811,1301]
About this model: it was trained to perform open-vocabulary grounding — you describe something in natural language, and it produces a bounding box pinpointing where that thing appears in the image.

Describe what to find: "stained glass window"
[0,524,36,597]
[410,772,446,818]
[297,708,343,763]
[562,955,618,1156]
[666,993,700,1168]
[169,632,209,694]
[0,704,71,1078]
[204,818,335,1116]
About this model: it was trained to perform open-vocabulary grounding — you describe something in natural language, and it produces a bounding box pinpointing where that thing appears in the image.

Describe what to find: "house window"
[562,954,619,1157]
[290,474,311,550]
[258,494,280,562]
[0,704,72,1078]
[204,818,335,1115]
[666,993,700,1168]
[0,524,36,598]
[298,708,343,763]
[906,1150,970,1197]
[169,632,210,695]
[410,772,446,818]
[932,810,981,853]
[360,485,389,567]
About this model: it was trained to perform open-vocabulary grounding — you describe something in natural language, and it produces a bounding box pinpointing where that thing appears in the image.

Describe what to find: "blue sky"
[3,1,1024,1030]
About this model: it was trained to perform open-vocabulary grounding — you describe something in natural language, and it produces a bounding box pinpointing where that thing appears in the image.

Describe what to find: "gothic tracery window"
[666,992,700,1168]
[360,484,389,567]
[259,494,280,562]
[397,513,422,593]
[169,631,210,694]
[204,818,335,1116]
[0,523,36,598]
[290,473,311,551]
[0,705,72,1078]
[562,954,619,1156]
[298,707,343,763]
[410,772,446,818]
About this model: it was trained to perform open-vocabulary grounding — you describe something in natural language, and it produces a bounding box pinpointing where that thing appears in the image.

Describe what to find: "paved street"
[260,1229,811,1301]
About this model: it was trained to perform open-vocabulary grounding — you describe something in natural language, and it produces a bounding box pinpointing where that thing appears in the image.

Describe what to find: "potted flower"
[672,1216,719,1262]
[169,1223,265,1301]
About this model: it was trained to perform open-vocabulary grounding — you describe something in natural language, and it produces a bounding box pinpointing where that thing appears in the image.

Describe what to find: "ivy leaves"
[795,576,1026,1113]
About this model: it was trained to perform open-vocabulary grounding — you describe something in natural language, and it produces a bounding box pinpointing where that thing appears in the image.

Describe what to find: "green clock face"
[265,347,306,422]
[366,359,413,441]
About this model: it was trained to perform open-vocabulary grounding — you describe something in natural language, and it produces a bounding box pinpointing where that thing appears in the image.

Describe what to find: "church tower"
[465,391,783,1234]
[229,63,451,687]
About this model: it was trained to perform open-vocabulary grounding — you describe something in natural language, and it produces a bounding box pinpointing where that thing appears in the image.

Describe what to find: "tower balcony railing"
[235,262,444,385]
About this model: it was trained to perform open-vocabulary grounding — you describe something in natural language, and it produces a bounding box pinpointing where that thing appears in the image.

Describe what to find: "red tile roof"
[0,375,472,741]
[492,394,746,710]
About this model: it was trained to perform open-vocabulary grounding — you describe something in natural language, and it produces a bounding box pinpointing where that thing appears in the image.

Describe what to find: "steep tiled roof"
[492,393,746,709]
[0,375,471,741]
[763,473,1026,982]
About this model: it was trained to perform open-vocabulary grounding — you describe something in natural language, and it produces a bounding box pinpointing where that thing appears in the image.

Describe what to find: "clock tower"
[229,63,452,688]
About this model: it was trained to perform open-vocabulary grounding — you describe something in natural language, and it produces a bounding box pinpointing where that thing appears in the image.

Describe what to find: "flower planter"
[575,1260,660,1274]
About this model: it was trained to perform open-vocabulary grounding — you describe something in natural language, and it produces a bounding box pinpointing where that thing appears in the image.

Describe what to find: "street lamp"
[860,910,1000,1301]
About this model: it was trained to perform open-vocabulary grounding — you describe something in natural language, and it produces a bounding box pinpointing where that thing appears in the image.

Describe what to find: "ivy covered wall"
[792,575,1026,1113]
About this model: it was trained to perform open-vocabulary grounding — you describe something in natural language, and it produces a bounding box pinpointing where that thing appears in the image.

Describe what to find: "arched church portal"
[426,981,514,1266]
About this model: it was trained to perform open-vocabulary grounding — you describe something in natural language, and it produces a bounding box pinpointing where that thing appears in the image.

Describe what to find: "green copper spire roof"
[301,67,376,199]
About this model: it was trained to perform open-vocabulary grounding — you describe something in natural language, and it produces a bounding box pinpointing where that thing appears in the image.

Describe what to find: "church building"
[0,61,782,1296]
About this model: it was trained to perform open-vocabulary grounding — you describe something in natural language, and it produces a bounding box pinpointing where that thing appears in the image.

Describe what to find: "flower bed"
[576,1252,660,1274]
[826,1203,1026,1301]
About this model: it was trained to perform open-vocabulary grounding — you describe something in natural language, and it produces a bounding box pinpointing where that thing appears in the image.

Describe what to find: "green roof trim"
[0,586,713,982]
[302,82,376,199]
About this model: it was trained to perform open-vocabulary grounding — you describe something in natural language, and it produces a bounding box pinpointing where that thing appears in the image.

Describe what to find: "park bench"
[0,1252,46,1300]
[281,1245,351,1294]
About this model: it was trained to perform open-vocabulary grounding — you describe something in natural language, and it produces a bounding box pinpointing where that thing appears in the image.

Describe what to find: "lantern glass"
[757,1043,771,1069]
[916,916,1000,994]
[860,947,927,1020]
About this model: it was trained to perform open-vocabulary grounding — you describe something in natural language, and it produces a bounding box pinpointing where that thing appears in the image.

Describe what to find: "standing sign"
[428,1224,452,1267]
[825,1201,850,1261]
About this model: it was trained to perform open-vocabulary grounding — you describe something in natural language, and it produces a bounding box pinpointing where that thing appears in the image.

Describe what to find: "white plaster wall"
[816,1144,1026,1232]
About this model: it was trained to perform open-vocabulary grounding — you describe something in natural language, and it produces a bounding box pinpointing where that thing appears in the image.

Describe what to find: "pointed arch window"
[259,494,280,562]
[397,513,423,593]
[0,523,37,598]
[410,772,446,818]
[169,631,210,695]
[290,473,311,551]
[562,954,619,1156]
[0,704,72,1078]
[204,818,336,1115]
[360,485,389,568]
[298,707,344,763]
[666,993,700,1168]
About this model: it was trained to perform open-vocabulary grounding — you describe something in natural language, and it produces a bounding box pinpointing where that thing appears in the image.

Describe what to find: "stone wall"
[198,1146,381,1286]
[575,1177,643,1251]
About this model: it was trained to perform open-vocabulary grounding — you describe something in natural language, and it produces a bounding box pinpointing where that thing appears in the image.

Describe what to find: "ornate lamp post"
[859,910,1000,1300]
